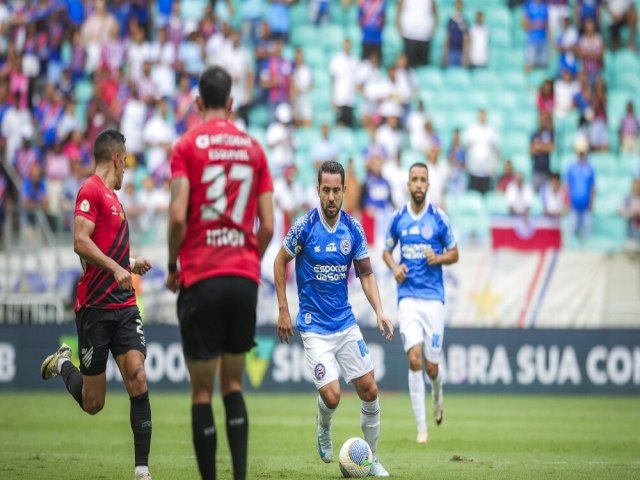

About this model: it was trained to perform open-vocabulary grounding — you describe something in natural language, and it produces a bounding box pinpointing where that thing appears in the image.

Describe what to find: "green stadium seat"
[490,29,511,50]
[589,152,617,176]
[620,154,639,176]
[616,72,640,92]
[510,153,533,179]
[291,27,317,48]
[491,91,519,113]
[502,132,531,157]
[319,24,345,52]
[331,127,357,156]
[400,149,426,170]
[248,106,269,129]
[485,191,510,215]
[303,46,327,68]
[74,79,93,104]
[472,70,501,91]
[313,70,331,91]
[486,6,512,30]
[416,67,444,91]
[443,68,471,90]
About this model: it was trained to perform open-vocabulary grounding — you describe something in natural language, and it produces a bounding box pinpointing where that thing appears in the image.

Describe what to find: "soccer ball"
[338,437,372,478]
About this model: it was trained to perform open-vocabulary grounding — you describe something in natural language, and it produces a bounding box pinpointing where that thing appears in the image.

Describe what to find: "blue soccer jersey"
[283,208,369,334]
[385,203,456,303]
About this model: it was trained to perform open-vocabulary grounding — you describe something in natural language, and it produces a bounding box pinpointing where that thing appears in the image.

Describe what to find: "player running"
[274,160,393,477]
[382,162,459,444]
[166,66,274,480]
[41,129,154,480]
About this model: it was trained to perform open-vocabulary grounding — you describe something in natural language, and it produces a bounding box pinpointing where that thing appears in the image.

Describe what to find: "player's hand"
[377,313,394,342]
[165,270,180,293]
[277,310,294,344]
[132,257,152,276]
[393,264,409,283]
[114,266,133,291]
[425,246,439,266]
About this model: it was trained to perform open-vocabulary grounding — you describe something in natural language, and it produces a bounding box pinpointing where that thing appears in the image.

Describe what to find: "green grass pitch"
[1,392,638,479]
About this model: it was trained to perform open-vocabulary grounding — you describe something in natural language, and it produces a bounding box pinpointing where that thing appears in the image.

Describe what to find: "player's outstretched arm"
[274,246,294,344]
[166,176,190,292]
[74,215,132,290]
[357,264,394,341]
[382,249,409,283]
[257,192,274,259]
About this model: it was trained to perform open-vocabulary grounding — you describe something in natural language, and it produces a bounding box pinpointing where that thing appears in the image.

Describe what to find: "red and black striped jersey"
[74,174,136,312]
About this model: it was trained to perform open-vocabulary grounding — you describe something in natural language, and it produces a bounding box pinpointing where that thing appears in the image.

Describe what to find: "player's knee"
[126,364,148,392]
[359,383,378,402]
[83,397,105,415]
[322,390,341,409]
[426,362,439,380]
[407,351,422,371]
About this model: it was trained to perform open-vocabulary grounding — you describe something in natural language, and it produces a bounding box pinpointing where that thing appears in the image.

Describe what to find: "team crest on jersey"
[304,312,312,324]
[340,238,352,255]
[80,199,90,212]
[421,224,433,240]
[315,363,326,380]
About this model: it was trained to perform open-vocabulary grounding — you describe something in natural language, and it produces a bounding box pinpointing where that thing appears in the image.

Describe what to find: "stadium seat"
[472,70,501,91]
[319,24,345,52]
[74,79,93,104]
[248,106,269,129]
[485,191,510,215]
[616,72,640,93]
[589,152,617,176]
[400,149,426,170]
[510,153,533,179]
[13,271,48,294]
[443,68,471,91]
[416,67,444,91]
[501,132,531,157]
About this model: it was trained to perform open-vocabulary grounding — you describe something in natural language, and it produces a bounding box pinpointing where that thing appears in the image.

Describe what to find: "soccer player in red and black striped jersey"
[166,66,274,480]
[40,129,154,480]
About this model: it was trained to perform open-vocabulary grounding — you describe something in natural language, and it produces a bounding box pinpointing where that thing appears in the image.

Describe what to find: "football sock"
[317,395,336,426]
[192,403,217,480]
[130,391,152,467]
[408,369,427,433]
[430,368,443,400]
[360,398,380,455]
[60,361,83,409]
[223,391,248,480]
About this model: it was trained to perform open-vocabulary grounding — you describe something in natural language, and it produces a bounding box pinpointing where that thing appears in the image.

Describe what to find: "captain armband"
[354,258,373,277]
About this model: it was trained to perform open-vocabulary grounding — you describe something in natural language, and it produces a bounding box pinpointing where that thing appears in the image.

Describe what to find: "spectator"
[375,101,403,162]
[142,98,176,181]
[607,0,637,51]
[56,97,82,143]
[537,78,555,116]
[118,181,143,241]
[575,0,602,32]
[566,138,595,241]
[541,172,566,218]
[292,48,313,127]
[101,22,127,76]
[407,99,428,151]
[268,0,294,41]
[356,50,389,129]
[556,14,579,77]
[554,68,579,117]
[396,0,437,67]
[443,0,469,68]
[530,112,555,192]
[619,178,640,248]
[522,0,550,72]
[273,164,313,241]
[178,21,205,81]
[13,134,41,180]
[344,158,364,215]
[578,18,604,87]
[329,39,359,128]
[390,53,418,126]
[240,0,266,45]
[425,148,448,208]
[506,172,535,216]
[588,77,608,151]
[260,38,293,120]
[573,70,593,120]
[496,159,516,192]
[20,163,48,231]
[219,30,253,127]
[63,129,92,174]
[174,73,200,135]
[81,0,118,72]
[311,123,340,168]
[359,0,386,61]
[1,94,33,165]
[310,0,331,26]
[149,26,177,99]
[548,0,571,40]
[266,103,295,176]
[464,109,499,195]
[44,141,70,229]
[60,160,86,231]
[619,101,639,153]
[119,84,146,166]
[446,128,467,195]
[205,21,232,66]
[362,147,394,248]
[469,10,489,69]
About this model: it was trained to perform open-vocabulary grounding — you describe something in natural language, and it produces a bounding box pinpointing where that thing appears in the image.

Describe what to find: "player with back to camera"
[41,129,154,480]
[382,162,459,444]
[165,65,274,480]
[274,160,394,477]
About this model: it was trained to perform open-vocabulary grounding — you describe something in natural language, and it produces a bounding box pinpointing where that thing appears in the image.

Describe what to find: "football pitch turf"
[0,392,638,479]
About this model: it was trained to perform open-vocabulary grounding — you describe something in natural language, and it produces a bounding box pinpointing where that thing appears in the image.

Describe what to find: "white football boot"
[317,415,333,463]
[368,457,390,477]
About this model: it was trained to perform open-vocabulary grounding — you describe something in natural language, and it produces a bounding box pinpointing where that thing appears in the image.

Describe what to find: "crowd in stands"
[0,0,638,253]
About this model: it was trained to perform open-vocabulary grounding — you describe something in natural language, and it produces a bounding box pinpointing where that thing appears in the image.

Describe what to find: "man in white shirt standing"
[469,10,489,68]
[397,0,438,67]
[329,39,359,128]
[464,109,499,195]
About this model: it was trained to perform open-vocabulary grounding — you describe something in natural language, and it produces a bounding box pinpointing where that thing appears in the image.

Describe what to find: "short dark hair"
[94,129,126,164]
[198,66,232,109]
[408,162,429,175]
[318,160,345,186]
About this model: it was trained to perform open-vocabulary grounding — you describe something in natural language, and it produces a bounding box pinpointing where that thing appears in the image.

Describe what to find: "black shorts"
[75,306,146,376]
[403,37,431,67]
[177,276,258,360]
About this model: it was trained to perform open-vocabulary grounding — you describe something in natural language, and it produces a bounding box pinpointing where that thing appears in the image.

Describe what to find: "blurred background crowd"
[0,0,639,257]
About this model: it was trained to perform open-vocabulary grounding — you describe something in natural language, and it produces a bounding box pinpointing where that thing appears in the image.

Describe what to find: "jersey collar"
[317,206,341,233]
[407,201,429,221]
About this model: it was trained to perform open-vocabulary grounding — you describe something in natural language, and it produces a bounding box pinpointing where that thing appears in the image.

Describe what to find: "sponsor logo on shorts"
[314,363,326,380]
[340,238,352,255]
[81,346,93,369]
[432,334,441,348]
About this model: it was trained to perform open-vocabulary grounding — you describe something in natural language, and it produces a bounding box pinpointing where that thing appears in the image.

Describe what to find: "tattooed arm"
[165,176,190,292]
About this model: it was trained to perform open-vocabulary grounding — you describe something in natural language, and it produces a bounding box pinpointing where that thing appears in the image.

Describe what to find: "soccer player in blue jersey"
[274,160,394,477]
[382,162,459,444]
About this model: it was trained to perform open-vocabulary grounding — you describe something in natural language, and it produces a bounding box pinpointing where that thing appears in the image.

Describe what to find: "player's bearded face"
[318,173,344,219]
[408,167,429,205]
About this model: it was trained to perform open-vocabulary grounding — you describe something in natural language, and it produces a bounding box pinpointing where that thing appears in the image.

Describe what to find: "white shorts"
[397,298,444,364]
[300,325,374,390]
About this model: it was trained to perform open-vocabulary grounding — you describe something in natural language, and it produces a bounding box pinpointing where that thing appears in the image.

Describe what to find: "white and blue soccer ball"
[338,437,372,478]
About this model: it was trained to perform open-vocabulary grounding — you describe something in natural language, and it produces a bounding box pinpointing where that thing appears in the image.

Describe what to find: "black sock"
[223,391,248,480]
[60,361,83,409]
[130,391,152,467]
[192,403,216,480]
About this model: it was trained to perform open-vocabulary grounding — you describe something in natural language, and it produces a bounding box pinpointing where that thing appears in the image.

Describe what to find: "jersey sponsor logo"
[421,224,433,240]
[314,363,326,380]
[409,226,420,235]
[340,238,352,255]
[111,205,118,216]
[195,133,253,149]
[401,243,430,260]
[326,242,337,252]
[314,246,321,253]
[206,227,246,247]
[80,199,90,212]
[313,264,348,281]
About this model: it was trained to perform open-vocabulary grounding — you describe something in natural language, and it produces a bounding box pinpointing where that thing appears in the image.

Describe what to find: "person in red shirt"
[40,129,154,480]
[166,66,274,480]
